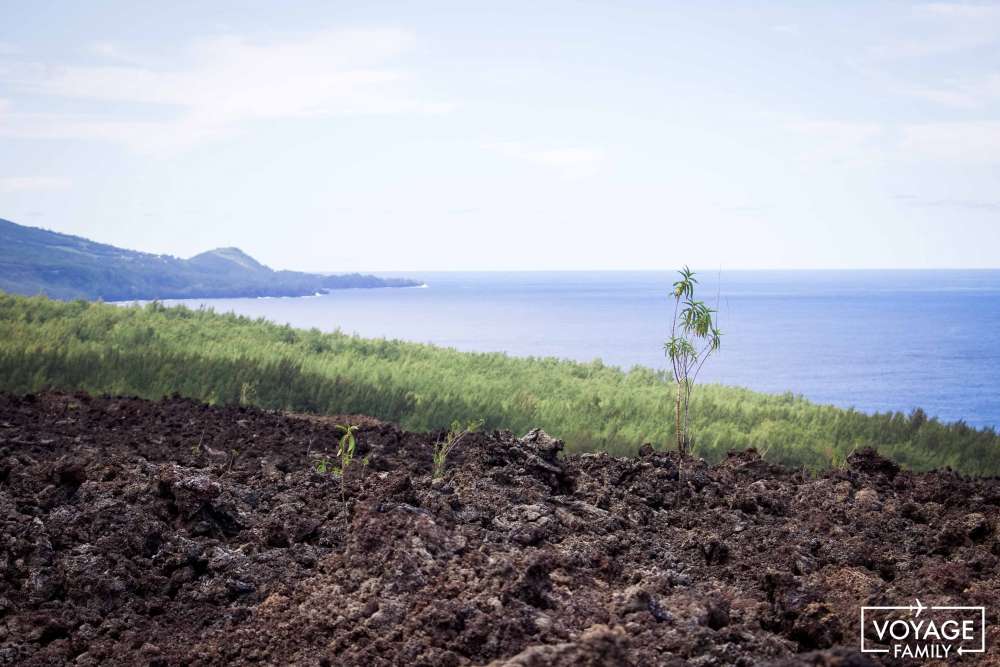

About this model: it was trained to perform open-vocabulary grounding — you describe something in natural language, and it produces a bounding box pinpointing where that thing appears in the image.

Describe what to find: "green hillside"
[1,292,997,474]
[0,218,418,300]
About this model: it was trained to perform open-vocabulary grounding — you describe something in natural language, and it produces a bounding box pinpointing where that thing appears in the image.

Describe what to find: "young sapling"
[433,419,483,479]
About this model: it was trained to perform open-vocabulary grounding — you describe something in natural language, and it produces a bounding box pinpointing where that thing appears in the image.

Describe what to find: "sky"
[1,1,999,271]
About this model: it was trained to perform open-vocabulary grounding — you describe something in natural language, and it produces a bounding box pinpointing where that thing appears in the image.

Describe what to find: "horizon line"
[332,267,1000,274]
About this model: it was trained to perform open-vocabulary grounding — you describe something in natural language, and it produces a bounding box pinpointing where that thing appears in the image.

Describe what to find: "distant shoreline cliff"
[0,218,420,301]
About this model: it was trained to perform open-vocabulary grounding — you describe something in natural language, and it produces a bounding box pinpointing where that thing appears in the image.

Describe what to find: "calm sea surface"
[142,270,1000,428]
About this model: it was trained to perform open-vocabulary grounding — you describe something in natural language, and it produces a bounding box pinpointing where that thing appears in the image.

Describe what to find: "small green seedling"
[312,424,360,477]
[433,419,483,479]
[664,266,722,454]
[310,424,362,506]
[335,424,360,506]
[314,456,334,474]
[335,424,359,476]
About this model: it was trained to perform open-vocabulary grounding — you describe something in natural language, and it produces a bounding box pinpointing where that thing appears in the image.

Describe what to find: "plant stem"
[675,381,684,453]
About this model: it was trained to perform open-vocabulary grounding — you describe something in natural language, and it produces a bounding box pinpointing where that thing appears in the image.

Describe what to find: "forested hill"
[0,218,419,300]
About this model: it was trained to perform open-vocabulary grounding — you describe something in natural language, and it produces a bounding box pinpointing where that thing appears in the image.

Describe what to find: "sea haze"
[138,270,1000,429]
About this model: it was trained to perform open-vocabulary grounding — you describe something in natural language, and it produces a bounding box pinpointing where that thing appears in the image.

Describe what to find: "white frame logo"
[861,599,986,659]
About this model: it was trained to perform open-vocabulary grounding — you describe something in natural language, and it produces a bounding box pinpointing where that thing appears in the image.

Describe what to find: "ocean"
[143,270,1000,429]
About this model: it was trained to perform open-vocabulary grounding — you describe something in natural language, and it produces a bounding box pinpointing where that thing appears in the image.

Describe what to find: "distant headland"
[0,218,419,301]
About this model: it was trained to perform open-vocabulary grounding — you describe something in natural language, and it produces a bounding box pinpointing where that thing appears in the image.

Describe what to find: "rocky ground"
[1,392,998,666]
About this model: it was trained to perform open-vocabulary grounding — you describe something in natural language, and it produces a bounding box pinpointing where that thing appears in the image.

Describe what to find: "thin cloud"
[771,24,801,35]
[785,121,885,164]
[0,176,71,193]
[0,29,451,155]
[90,42,118,57]
[485,141,603,178]
[868,34,996,60]
[787,118,1000,165]
[896,194,1000,211]
[918,2,1000,20]
[720,203,771,214]
[899,121,1000,163]
[896,84,981,108]
[895,73,1000,109]
[868,3,1000,61]
[87,41,148,67]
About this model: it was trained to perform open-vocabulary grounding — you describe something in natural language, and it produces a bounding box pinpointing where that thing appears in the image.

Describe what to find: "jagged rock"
[519,428,564,462]
[846,447,900,480]
[0,391,997,666]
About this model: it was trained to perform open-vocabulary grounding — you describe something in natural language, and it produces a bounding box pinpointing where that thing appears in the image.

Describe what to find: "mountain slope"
[0,218,418,300]
[187,247,271,275]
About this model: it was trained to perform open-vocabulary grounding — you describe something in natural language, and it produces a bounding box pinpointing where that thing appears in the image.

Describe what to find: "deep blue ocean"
[151,270,1000,429]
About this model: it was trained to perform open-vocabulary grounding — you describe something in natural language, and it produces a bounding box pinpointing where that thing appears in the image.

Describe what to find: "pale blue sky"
[1,1,999,270]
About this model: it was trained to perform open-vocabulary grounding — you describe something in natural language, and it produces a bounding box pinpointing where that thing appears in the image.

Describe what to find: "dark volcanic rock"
[0,392,998,666]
